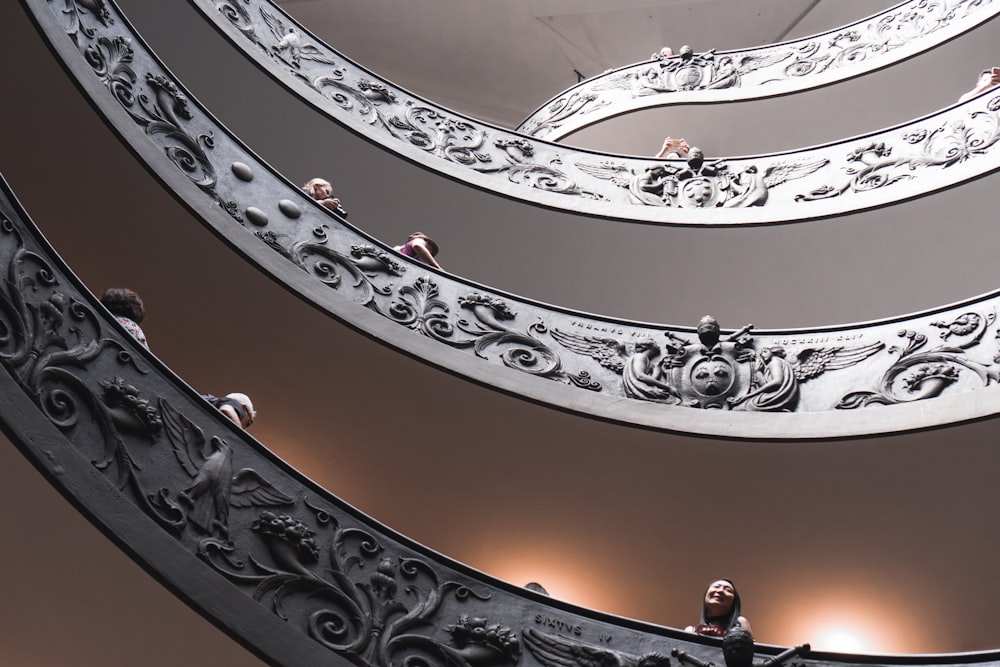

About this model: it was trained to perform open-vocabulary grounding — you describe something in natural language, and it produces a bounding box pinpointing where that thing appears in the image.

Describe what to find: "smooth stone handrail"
[6,170,1000,666]
[21,0,1000,439]
[517,0,999,140]
[181,0,1000,226]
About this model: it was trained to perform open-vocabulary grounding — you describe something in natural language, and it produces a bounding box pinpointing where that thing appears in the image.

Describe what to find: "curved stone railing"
[21,0,1000,439]
[517,0,1000,140]
[6,171,1000,667]
[177,0,1000,226]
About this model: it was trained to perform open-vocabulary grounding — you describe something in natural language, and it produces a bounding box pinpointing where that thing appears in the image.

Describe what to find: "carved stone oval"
[245,207,268,226]
[231,161,254,182]
[278,199,301,219]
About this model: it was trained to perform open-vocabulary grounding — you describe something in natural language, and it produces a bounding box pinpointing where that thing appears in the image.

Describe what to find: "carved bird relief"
[261,7,338,68]
[160,399,293,536]
[523,628,671,667]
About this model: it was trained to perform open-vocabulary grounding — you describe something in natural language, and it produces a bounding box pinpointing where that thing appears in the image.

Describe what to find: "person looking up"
[684,579,753,638]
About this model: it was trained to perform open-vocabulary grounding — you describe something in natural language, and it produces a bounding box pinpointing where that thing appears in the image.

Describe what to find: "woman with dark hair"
[685,579,753,638]
[100,287,148,349]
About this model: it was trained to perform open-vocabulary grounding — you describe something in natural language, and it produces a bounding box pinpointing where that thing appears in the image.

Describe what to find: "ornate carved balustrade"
[176,0,1000,226]
[20,0,1000,439]
[517,0,1000,140]
[7,169,1000,665]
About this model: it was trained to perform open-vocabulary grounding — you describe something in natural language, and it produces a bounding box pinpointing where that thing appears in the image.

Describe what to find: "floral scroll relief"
[800,98,1000,201]
[199,503,521,667]
[520,0,993,139]
[838,312,1000,408]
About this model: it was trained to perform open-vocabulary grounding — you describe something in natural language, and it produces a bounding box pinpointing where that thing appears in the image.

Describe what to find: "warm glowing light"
[474,544,621,613]
[776,589,917,654]
[813,627,871,653]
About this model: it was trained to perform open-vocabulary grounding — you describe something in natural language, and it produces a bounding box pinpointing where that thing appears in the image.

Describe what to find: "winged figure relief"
[730,342,885,412]
[261,6,338,68]
[550,329,684,403]
[707,50,795,89]
[723,158,829,207]
[523,628,670,667]
[160,399,294,535]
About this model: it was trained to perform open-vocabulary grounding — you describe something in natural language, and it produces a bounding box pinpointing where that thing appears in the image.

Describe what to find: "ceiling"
[3,1,1000,665]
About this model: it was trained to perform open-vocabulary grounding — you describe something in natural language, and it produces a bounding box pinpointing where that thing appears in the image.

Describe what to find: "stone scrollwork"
[838,312,1000,408]
[198,504,511,667]
[0,211,301,546]
[26,0,1000,437]
[10,159,1000,664]
[518,0,999,140]
[183,0,1000,224]
[800,98,1000,201]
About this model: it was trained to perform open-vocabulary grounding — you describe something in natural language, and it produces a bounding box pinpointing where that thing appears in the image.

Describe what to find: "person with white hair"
[302,177,348,217]
[202,392,256,430]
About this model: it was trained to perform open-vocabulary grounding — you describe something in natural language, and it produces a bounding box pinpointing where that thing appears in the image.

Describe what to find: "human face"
[704,580,735,617]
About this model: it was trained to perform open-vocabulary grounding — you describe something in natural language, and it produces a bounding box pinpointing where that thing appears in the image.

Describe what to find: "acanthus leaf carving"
[519,0,992,139]
[476,139,605,200]
[838,312,1000,408]
[199,506,499,667]
[799,104,1000,201]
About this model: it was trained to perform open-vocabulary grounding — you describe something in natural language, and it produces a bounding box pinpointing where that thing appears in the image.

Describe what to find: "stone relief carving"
[578,150,828,209]
[838,312,1000,408]
[30,0,1000,436]
[199,503,522,667]
[70,12,244,221]
[160,400,294,536]
[0,185,549,667]
[178,0,1000,223]
[553,317,883,412]
[524,628,670,667]
[518,0,997,140]
[799,99,1000,201]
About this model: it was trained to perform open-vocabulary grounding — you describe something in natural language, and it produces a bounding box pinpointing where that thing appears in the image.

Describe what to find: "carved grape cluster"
[252,511,320,563]
[447,614,522,660]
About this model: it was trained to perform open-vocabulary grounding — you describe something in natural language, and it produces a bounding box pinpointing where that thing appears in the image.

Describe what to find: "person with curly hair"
[99,287,257,430]
[100,287,149,349]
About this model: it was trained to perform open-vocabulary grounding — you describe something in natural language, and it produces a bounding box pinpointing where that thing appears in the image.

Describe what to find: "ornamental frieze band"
[517,0,1000,140]
[1,166,999,666]
[22,0,1000,437]
[182,0,1000,225]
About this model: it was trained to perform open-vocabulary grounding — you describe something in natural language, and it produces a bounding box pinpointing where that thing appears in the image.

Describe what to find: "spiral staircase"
[3,0,1000,664]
